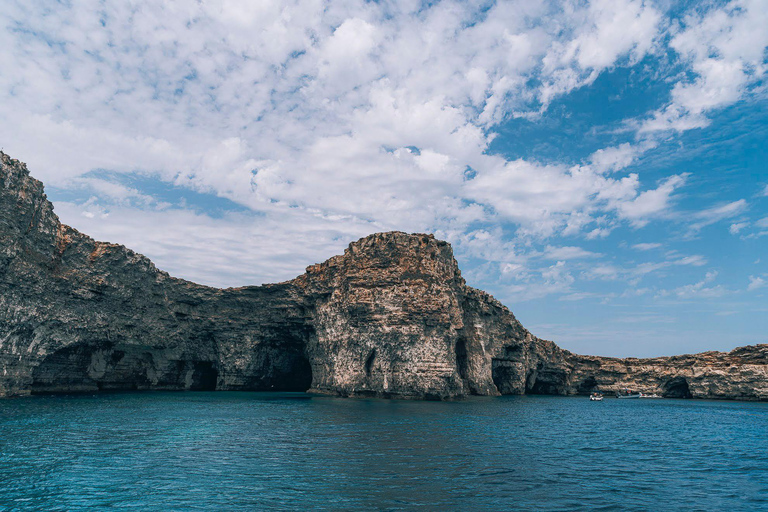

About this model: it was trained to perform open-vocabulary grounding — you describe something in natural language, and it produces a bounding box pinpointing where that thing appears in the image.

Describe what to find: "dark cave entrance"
[30,344,100,394]
[525,367,568,395]
[30,344,225,394]
[270,353,313,392]
[577,376,598,394]
[188,361,218,391]
[662,376,692,398]
[455,337,469,380]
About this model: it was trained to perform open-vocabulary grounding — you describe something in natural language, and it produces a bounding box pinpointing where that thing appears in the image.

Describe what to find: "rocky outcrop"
[559,346,768,400]
[0,152,312,397]
[1,152,766,400]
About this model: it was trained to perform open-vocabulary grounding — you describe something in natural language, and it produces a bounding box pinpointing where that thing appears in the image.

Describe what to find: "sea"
[1,392,766,511]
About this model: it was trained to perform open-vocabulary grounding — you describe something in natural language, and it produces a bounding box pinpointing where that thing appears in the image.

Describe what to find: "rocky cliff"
[1,152,766,400]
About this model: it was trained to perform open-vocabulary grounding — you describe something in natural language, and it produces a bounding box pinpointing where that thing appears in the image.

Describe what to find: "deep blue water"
[1,393,766,511]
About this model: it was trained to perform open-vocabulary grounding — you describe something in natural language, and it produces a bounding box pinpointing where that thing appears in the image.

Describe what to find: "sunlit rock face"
[294,231,537,399]
[1,152,766,400]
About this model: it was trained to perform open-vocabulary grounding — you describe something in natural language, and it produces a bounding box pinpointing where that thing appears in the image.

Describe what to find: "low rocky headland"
[1,152,766,400]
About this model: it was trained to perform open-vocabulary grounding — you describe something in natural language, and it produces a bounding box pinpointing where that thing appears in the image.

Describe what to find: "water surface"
[1,393,766,510]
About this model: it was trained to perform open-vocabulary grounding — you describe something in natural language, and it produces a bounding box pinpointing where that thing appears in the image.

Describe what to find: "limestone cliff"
[1,152,766,400]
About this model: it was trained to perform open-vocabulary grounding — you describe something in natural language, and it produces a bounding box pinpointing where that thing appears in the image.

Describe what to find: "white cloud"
[661,270,728,299]
[640,0,768,133]
[582,264,621,281]
[543,246,601,260]
[620,287,651,298]
[0,0,673,248]
[581,252,706,283]
[539,0,661,107]
[632,242,662,251]
[748,275,766,291]
[616,175,686,227]
[589,143,642,173]
[674,255,707,267]
[53,201,377,288]
[688,199,748,233]
[560,292,601,302]
[0,0,763,335]
[730,221,749,234]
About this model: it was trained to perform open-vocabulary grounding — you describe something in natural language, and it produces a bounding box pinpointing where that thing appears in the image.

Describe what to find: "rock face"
[1,152,766,400]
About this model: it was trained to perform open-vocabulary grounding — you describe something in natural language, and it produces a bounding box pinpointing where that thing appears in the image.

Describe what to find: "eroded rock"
[1,152,766,400]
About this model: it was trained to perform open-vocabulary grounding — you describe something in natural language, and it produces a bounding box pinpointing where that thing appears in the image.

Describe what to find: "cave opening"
[455,337,469,380]
[525,367,568,395]
[577,376,598,394]
[30,344,96,394]
[282,356,313,391]
[30,345,225,393]
[188,361,218,391]
[663,376,692,398]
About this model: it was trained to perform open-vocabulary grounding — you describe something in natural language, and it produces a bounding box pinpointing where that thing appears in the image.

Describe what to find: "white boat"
[639,393,662,399]
[589,393,603,401]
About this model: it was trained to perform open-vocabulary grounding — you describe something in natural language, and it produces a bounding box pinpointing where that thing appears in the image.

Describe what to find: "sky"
[1,0,767,357]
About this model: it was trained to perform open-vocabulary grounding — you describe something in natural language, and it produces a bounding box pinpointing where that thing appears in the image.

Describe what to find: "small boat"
[616,388,641,399]
[589,393,603,401]
[639,393,662,399]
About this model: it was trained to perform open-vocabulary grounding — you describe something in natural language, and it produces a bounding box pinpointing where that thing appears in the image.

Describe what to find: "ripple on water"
[0,393,767,510]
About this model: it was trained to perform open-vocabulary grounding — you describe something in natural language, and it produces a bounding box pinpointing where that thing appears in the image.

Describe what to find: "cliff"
[1,152,766,400]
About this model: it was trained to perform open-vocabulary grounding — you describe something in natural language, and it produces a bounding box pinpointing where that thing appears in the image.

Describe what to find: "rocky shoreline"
[1,152,766,400]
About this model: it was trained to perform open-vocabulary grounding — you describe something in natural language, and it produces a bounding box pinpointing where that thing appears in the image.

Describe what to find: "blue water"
[1,393,766,510]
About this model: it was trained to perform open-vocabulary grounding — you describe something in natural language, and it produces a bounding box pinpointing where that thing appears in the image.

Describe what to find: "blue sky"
[1,0,767,357]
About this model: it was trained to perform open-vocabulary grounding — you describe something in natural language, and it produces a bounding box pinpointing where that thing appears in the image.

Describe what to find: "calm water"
[1,393,766,511]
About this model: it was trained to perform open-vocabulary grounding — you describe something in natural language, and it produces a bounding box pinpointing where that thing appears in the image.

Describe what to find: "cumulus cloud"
[0,0,763,330]
[747,275,766,291]
[640,0,768,133]
[616,175,686,227]
[589,143,642,173]
[539,0,661,107]
[52,201,375,288]
[0,0,681,258]
[730,222,749,235]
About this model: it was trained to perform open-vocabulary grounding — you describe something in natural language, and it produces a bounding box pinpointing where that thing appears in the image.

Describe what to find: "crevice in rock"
[491,358,518,395]
[364,349,376,377]
[455,337,468,380]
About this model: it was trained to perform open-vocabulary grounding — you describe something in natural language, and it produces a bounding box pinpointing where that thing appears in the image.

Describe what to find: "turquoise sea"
[1,393,766,510]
